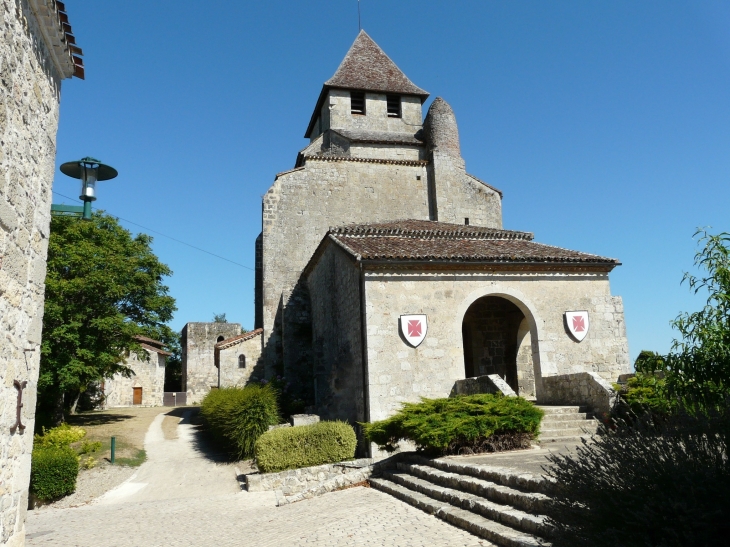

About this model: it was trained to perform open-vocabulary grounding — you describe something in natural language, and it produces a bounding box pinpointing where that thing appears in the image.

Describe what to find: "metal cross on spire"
[358,0,361,31]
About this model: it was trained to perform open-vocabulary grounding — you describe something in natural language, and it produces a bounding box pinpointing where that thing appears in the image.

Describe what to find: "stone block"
[290,414,320,427]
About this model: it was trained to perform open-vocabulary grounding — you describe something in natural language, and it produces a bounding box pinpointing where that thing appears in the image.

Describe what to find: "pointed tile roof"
[305,31,428,138]
[325,31,428,97]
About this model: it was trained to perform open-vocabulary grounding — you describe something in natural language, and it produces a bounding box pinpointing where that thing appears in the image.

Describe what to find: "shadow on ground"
[167,406,234,464]
[66,413,135,427]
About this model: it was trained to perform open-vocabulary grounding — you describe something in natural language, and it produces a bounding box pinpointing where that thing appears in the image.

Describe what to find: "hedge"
[362,394,543,455]
[30,445,79,501]
[255,421,357,473]
[200,384,279,459]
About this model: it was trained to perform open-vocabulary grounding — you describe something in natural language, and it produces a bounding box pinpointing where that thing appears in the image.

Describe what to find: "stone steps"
[370,456,553,547]
[536,405,599,443]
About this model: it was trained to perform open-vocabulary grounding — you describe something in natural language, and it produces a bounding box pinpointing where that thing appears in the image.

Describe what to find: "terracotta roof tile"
[325,31,428,97]
[215,328,263,350]
[327,220,618,265]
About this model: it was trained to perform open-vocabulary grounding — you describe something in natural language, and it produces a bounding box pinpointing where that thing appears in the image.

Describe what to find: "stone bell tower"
[256,30,503,385]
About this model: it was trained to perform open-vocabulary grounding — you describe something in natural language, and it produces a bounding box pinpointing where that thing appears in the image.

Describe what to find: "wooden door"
[133,387,142,405]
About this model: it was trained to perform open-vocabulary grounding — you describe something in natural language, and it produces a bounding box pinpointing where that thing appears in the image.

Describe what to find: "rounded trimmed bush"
[255,421,357,473]
[200,384,280,459]
[30,445,79,501]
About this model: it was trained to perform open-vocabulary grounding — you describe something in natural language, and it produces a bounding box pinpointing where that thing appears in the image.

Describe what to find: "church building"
[249,31,630,435]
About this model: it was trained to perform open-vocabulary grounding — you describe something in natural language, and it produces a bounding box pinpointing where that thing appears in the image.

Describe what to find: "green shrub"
[34,423,86,448]
[200,384,280,459]
[362,394,543,455]
[30,445,79,501]
[255,421,357,473]
[613,372,676,418]
[545,411,730,547]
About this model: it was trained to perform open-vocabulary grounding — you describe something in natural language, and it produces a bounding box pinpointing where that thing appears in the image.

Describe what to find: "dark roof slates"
[325,220,618,265]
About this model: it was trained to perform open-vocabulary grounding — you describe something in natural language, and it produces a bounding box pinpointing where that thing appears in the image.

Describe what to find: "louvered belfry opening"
[350,91,365,114]
[386,94,401,118]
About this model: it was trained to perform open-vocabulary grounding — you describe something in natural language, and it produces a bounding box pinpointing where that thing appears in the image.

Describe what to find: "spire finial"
[358,0,361,31]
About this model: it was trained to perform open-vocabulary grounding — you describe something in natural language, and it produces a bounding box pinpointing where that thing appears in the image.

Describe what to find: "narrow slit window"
[238,355,246,369]
[386,95,401,118]
[350,91,365,115]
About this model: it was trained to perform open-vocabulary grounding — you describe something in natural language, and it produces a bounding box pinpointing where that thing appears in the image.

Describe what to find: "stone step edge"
[535,407,592,416]
[399,462,551,513]
[370,477,549,547]
[383,470,551,537]
[537,435,592,445]
[405,454,556,496]
[540,415,593,423]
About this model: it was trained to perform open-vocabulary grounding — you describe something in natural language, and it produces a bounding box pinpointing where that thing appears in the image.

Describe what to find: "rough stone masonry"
[0,1,82,545]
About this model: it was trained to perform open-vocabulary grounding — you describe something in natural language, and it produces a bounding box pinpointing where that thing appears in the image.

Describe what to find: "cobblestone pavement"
[26,487,491,547]
[26,410,491,546]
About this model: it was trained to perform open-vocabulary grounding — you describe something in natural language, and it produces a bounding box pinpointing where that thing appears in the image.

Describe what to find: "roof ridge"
[324,30,428,97]
[215,328,263,349]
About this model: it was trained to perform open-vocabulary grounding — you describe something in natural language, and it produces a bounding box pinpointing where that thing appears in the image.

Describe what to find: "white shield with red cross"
[400,314,428,347]
[565,311,590,342]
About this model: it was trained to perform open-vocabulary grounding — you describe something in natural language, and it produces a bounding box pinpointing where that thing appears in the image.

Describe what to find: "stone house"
[0,1,84,544]
[102,336,170,408]
[215,328,263,388]
[181,322,241,404]
[252,29,629,447]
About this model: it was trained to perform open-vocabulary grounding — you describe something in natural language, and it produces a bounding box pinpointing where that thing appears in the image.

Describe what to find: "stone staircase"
[369,405,600,546]
[371,456,553,546]
[536,405,599,444]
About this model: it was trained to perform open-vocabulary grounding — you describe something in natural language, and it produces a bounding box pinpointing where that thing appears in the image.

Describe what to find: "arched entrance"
[461,296,535,396]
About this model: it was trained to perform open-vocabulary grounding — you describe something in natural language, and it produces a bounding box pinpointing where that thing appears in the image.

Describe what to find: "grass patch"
[114,449,147,467]
[362,394,543,455]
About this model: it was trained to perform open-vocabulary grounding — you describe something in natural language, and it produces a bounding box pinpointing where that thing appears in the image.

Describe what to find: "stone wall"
[450,374,517,397]
[515,318,535,398]
[316,90,423,139]
[0,1,76,544]
[361,268,630,422]
[218,331,263,388]
[245,458,373,496]
[306,242,365,424]
[261,158,431,377]
[181,322,241,404]
[103,349,166,408]
[541,372,617,416]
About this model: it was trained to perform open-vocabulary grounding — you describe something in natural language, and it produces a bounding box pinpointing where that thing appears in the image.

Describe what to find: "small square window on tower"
[350,91,365,115]
[387,94,401,118]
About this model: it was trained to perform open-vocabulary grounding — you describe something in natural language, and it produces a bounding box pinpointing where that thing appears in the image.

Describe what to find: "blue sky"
[53,1,730,362]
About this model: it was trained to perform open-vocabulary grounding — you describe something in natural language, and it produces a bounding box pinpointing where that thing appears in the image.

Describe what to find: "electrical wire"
[51,191,255,271]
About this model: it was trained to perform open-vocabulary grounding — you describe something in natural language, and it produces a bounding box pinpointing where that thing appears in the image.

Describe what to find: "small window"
[350,91,365,115]
[465,218,470,226]
[217,336,224,343]
[238,355,246,369]
[386,95,401,118]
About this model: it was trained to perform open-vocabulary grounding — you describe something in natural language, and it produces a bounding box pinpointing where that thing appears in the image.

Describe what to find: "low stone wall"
[540,372,617,415]
[245,458,373,496]
[450,374,517,397]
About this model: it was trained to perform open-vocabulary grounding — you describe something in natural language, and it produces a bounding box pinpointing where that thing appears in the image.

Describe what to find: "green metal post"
[82,200,92,220]
[110,436,116,464]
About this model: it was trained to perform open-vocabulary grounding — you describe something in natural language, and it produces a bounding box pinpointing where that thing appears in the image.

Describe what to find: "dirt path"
[93,409,240,504]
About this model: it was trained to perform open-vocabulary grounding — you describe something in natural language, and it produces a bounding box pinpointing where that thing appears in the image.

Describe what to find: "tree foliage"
[39,212,176,419]
[638,230,730,412]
